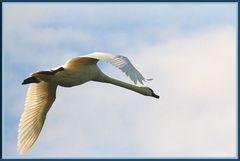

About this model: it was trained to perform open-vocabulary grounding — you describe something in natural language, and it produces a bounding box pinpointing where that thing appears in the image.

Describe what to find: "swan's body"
[18,52,159,154]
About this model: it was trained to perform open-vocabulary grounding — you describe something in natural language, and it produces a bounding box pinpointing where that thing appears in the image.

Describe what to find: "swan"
[17,52,159,154]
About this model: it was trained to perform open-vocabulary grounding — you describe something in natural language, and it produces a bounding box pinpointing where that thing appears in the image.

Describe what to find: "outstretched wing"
[18,81,57,154]
[81,52,152,84]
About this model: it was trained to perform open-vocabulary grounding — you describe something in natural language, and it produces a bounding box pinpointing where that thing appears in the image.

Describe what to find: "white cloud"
[8,25,236,158]
[130,25,236,157]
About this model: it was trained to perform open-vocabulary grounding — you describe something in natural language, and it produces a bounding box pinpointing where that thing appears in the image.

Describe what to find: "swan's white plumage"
[18,81,57,154]
[18,52,158,154]
[81,52,148,84]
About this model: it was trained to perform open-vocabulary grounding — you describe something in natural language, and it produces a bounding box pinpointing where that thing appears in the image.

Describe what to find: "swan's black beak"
[22,76,40,85]
[152,92,160,99]
[148,87,160,99]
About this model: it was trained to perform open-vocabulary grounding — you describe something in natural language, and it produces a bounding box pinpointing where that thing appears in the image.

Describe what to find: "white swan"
[17,52,159,154]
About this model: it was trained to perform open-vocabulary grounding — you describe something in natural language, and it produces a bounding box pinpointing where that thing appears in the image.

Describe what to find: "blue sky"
[2,2,237,158]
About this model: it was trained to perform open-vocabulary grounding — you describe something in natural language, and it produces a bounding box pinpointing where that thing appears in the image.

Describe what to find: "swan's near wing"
[17,81,57,154]
[82,52,151,84]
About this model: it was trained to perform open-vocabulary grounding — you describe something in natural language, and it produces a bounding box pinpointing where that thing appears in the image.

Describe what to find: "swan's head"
[142,87,160,99]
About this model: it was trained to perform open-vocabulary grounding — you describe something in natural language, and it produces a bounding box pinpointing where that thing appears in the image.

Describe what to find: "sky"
[2,2,237,159]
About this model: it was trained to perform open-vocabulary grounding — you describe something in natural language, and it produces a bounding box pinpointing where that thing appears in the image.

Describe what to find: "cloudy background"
[2,2,237,158]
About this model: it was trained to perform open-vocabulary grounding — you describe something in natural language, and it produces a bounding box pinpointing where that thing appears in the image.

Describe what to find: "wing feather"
[81,52,150,84]
[17,81,57,154]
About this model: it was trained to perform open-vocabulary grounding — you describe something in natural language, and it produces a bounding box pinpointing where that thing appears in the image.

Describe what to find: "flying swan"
[18,52,159,154]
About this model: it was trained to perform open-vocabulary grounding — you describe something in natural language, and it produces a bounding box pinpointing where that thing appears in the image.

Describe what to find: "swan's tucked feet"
[22,76,40,84]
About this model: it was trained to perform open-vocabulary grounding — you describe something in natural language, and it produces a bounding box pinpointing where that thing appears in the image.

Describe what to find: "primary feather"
[18,81,57,154]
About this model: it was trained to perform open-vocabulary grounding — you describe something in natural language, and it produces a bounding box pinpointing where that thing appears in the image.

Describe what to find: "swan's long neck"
[95,72,147,96]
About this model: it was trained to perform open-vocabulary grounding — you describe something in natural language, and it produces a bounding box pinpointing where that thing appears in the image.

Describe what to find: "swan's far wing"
[83,52,150,84]
[17,81,57,154]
